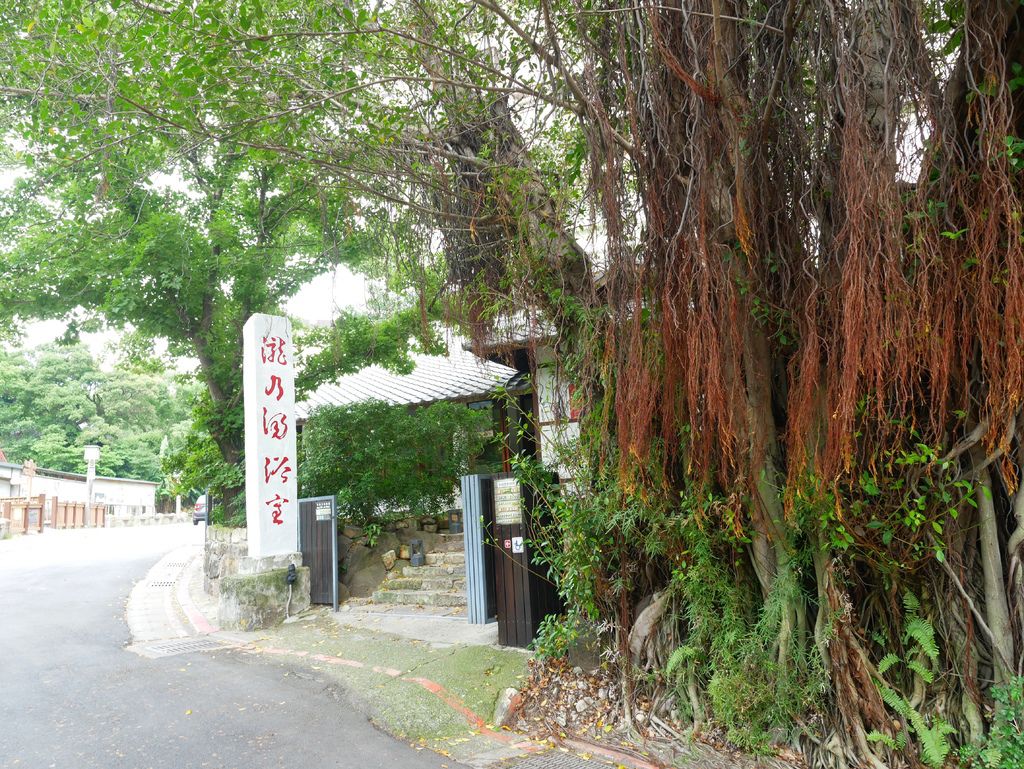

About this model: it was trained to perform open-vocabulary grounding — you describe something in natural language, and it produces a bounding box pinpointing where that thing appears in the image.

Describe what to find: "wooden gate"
[298,496,338,607]
[490,473,561,648]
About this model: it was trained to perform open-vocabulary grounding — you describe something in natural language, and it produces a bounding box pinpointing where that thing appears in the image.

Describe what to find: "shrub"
[299,399,492,525]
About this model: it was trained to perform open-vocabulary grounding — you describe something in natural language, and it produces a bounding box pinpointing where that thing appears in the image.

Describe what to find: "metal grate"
[148,580,178,587]
[501,751,615,769]
[138,637,227,658]
[164,561,189,568]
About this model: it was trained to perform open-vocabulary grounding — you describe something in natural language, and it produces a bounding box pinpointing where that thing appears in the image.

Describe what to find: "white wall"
[533,347,580,479]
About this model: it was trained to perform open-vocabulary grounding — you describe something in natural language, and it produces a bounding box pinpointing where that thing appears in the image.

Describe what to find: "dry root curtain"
[440,3,1024,769]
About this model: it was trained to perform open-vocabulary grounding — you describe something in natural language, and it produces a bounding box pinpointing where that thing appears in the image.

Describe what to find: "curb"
[256,644,541,753]
[175,555,219,635]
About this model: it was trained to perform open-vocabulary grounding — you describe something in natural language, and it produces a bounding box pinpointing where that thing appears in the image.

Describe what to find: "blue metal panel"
[462,474,488,624]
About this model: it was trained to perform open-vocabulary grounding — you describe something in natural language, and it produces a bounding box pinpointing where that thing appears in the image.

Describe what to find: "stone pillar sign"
[243,313,299,558]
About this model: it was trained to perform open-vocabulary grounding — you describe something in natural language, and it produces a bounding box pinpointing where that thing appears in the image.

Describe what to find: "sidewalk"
[126,548,656,769]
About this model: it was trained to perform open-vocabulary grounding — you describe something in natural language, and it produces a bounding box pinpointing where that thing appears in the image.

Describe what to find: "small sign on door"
[511,536,524,554]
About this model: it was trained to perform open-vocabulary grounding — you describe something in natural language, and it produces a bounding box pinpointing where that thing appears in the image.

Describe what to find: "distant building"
[0,459,157,516]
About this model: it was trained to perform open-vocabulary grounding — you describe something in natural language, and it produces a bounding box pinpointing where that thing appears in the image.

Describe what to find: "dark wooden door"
[298,496,336,605]
[490,472,560,648]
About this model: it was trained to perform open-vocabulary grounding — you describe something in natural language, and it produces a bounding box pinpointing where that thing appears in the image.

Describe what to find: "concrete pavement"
[0,523,467,769]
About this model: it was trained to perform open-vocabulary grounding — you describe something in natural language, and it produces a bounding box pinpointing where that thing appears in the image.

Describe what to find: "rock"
[576,680,588,691]
[575,698,591,714]
[347,559,387,598]
[492,687,520,727]
[556,713,568,728]
[635,710,647,724]
[343,524,363,539]
[381,549,397,571]
[572,666,583,675]
[598,687,608,700]
[342,543,370,584]
[336,581,351,603]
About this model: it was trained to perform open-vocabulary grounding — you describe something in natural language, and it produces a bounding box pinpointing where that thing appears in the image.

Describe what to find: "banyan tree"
[4,0,1024,766]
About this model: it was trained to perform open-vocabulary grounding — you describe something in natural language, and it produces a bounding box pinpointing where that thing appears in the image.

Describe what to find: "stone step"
[402,565,466,578]
[431,539,465,553]
[425,551,465,567]
[371,589,467,608]
[384,576,466,591]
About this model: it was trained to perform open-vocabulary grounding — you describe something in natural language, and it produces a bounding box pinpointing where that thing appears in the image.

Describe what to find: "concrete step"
[431,539,465,553]
[425,552,465,567]
[402,565,466,578]
[371,589,467,608]
[384,576,466,591]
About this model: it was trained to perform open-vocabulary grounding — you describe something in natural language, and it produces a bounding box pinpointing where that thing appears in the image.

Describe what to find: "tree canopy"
[0,342,195,483]
[3,1,1024,767]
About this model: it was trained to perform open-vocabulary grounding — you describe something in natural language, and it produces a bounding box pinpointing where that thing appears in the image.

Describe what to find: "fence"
[50,498,106,529]
[1,495,107,533]
[1,495,46,534]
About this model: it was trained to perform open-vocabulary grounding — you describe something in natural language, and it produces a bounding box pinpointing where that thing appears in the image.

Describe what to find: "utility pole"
[84,445,100,526]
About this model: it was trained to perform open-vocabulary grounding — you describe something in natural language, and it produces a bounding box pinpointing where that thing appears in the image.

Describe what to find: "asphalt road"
[0,525,460,769]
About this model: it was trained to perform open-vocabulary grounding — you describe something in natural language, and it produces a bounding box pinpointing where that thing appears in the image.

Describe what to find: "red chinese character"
[265,494,289,525]
[264,374,285,401]
[263,456,293,484]
[261,336,287,365]
[262,407,289,439]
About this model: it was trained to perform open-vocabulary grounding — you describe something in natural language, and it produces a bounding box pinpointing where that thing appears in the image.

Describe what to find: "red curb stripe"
[254,645,544,752]
[175,558,218,635]
[402,676,521,744]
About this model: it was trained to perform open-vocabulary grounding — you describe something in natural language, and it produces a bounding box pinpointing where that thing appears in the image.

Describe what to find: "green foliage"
[871,593,954,768]
[299,399,491,525]
[961,678,1024,769]
[0,343,194,485]
[531,611,584,661]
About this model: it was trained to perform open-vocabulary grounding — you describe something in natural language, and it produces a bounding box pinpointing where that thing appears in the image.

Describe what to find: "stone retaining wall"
[204,525,248,597]
[106,512,188,528]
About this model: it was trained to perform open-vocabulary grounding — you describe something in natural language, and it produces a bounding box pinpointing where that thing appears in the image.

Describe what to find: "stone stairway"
[371,533,467,609]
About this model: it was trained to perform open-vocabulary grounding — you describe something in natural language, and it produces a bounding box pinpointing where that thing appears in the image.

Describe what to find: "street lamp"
[84,445,100,525]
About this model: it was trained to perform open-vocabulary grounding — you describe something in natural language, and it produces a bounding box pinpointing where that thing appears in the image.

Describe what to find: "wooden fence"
[1,495,106,533]
[50,498,107,529]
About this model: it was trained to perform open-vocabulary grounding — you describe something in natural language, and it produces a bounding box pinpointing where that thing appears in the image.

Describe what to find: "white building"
[0,462,157,516]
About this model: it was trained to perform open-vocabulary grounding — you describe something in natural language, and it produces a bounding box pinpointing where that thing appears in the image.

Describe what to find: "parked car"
[193,494,209,526]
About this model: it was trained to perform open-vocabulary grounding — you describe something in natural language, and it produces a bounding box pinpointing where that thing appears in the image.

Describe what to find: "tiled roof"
[296,345,518,420]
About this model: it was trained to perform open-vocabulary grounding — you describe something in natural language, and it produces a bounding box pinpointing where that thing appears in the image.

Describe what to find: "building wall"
[5,468,157,516]
[533,347,580,479]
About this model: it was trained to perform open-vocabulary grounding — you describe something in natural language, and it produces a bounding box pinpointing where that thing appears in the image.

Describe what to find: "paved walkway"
[122,546,638,769]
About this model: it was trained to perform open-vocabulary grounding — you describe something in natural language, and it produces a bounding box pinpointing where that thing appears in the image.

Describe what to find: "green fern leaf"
[904,617,939,662]
[877,653,900,676]
[907,659,935,684]
[903,591,921,613]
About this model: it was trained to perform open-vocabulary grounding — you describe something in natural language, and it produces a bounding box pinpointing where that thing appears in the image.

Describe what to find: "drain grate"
[138,637,227,658]
[148,580,178,587]
[501,752,615,769]
[164,561,189,568]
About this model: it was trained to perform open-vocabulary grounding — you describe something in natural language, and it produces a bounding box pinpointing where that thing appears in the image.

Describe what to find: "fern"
[868,730,907,750]
[904,616,938,662]
[907,659,935,684]
[902,590,921,613]
[872,597,951,768]
[877,652,900,676]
